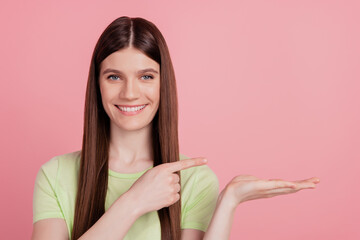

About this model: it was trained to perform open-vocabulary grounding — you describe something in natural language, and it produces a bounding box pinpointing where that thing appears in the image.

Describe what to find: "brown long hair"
[71,16,181,240]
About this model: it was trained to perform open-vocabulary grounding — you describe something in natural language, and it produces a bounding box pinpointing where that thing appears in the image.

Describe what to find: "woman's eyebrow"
[137,68,159,74]
[102,68,159,75]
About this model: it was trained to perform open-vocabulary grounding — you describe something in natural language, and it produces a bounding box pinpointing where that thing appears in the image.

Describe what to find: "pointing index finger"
[167,158,207,172]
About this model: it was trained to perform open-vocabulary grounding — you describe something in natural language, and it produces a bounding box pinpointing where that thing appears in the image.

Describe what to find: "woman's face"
[99,47,160,132]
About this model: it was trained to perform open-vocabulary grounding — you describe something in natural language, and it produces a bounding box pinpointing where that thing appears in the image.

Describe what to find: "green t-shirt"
[33,150,219,239]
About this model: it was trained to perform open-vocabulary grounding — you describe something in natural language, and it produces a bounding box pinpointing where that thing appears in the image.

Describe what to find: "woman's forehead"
[100,47,159,74]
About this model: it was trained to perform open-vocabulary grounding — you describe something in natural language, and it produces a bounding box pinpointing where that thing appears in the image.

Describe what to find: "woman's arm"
[203,190,236,240]
[203,175,320,240]
[77,192,141,240]
[31,192,141,240]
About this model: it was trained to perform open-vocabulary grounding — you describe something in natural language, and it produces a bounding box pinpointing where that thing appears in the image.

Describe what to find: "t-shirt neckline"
[108,166,154,179]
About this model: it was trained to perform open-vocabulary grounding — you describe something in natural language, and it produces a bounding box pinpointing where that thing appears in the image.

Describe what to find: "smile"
[115,104,147,116]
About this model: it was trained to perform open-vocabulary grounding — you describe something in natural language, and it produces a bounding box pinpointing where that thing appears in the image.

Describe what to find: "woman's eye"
[141,75,154,80]
[108,75,120,80]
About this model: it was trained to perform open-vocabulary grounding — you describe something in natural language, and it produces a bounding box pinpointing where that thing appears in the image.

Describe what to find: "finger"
[263,190,295,198]
[314,177,320,183]
[306,177,320,184]
[258,181,318,199]
[293,181,317,189]
[173,193,180,203]
[233,175,259,181]
[293,177,320,184]
[265,187,296,196]
[268,178,283,181]
[245,188,295,202]
[175,193,180,202]
[167,193,180,207]
[174,183,181,193]
[259,180,297,190]
[171,173,180,183]
[166,157,207,173]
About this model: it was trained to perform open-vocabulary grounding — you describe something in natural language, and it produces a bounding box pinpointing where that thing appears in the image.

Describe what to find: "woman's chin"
[112,122,151,132]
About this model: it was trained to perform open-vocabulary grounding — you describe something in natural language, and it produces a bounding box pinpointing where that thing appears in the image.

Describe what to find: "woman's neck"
[108,121,154,169]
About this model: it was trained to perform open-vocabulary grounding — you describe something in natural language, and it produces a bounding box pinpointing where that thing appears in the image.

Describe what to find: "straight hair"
[71,16,181,240]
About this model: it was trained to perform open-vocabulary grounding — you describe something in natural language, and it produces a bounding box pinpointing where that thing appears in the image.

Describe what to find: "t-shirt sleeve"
[33,157,65,223]
[181,165,219,232]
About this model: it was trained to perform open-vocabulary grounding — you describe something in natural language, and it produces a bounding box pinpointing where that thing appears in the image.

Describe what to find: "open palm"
[222,175,320,208]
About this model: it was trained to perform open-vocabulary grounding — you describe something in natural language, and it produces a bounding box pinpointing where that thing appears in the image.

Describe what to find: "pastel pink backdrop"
[1,0,359,239]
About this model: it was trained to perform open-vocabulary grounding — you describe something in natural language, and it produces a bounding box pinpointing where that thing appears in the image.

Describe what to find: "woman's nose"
[120,79,140,100]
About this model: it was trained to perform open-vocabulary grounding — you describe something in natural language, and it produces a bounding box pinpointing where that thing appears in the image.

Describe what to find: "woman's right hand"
[123,157,208,216]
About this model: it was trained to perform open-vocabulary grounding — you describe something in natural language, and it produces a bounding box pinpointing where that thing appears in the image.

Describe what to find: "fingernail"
[203,158,207,163]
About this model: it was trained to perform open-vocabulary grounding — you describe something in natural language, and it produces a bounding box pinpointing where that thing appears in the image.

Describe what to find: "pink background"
[1,0,359,239]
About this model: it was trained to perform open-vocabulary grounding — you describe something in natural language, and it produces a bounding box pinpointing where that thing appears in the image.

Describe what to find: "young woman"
[31,16,320,240]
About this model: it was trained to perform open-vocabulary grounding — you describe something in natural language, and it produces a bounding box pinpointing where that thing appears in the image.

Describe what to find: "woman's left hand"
[204,175,320,240]
[220,175,320,209]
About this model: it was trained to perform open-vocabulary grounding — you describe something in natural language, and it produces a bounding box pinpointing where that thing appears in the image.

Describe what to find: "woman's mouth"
[115,104,147,116]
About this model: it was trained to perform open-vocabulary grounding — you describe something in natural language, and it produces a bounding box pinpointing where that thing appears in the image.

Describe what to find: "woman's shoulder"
[179,153,218,184]
[38,150,81,178]
[41,149,81,167]
[179,153,219,223]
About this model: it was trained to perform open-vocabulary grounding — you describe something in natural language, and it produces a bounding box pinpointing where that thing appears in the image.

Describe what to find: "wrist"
[116,191,143,219]
[219,188,240,210]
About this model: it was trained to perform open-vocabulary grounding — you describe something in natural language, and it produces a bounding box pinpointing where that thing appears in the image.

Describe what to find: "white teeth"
[118,104,146,112]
